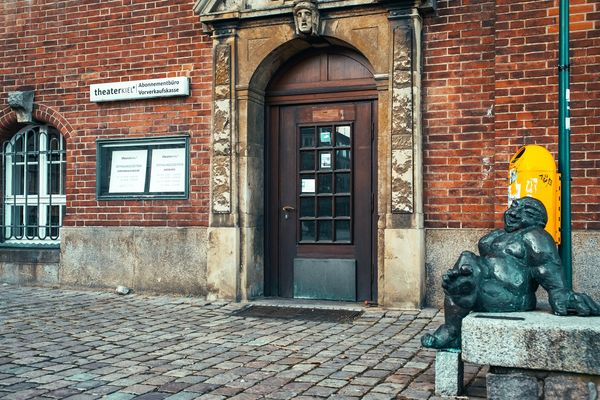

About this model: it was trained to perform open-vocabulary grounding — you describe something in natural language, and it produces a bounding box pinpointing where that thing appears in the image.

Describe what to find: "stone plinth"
[462,311,600,399]
[435,350,464,396]
[462,311,600,375]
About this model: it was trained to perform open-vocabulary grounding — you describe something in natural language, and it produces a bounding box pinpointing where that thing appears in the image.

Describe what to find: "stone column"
[207,30,241,301]
[212,41,233,215]
[390,19,415,215]
[237,85,266,300]
[382,9,426,308]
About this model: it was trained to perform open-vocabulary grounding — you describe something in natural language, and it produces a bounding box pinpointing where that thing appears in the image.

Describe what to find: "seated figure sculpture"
[422,196,600,350]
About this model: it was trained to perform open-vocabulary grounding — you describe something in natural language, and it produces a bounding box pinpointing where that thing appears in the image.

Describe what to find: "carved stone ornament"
[8,90,34,123]
[293,0,319,36]
[194,0,434,34]
[212,44,232,213]
[194,0,288,18]
[421,197,600,350]
[195,0,436,16]
[194,0,437,23]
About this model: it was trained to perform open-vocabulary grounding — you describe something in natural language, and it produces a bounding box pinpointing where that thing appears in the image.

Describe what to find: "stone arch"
[243,37,378,156]
[202,1,430,307]
[247,38,312,94]
[247,36,378,94]
[0,107,20,141]
[32,104,75,140]
[0,103,75,227]
[235,37,382,300]
[0,104,74,140]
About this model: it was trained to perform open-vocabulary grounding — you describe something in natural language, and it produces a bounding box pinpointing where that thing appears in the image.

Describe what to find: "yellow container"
[508,145,561,244]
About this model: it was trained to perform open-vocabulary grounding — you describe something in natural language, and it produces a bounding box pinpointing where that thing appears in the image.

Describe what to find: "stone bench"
[458,311,600,399]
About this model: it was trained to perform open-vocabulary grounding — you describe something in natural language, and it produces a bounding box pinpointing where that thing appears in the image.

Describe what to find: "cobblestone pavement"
[0,285,487,400]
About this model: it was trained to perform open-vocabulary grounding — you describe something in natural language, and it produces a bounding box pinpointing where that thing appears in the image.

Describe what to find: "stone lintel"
[196,0,384,20]
[197,0,402,35]
[462,311,600,375]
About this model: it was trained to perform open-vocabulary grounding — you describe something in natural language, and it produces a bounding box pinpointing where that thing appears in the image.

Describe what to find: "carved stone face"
[296,9,313,34]
[293,1,319,36]
[504,197,547,232]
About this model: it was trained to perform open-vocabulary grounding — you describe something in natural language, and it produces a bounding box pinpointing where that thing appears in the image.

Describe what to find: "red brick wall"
[0,0,212,227]
[423,0,600,230]
[422,0,497,229]
[2,0,598,231]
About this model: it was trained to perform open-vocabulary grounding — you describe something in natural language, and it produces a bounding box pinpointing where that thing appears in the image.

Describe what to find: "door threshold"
[245,297,370,311]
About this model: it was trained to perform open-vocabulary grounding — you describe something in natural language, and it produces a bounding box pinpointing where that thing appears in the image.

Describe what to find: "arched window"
[2,124,66,245]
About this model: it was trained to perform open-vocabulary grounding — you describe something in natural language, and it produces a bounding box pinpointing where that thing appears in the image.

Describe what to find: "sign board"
[90,77,190,102]
[97,136,189,200]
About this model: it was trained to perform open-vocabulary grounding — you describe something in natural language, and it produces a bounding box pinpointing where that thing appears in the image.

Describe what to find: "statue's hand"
[549,289,600,316]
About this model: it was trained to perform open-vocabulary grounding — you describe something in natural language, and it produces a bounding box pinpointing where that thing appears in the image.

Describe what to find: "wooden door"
[267,101,376,301]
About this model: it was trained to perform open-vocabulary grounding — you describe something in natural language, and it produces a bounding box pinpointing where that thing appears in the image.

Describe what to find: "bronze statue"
[422,197,600,350]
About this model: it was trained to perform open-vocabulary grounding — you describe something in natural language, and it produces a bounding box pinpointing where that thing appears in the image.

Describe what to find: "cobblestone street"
[0,285,487,399]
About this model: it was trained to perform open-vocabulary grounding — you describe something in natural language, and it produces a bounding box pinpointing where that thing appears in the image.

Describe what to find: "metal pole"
[558,0,572,289]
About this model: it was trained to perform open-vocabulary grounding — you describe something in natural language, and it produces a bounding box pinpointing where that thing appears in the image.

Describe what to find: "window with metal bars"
[2,124,66,246]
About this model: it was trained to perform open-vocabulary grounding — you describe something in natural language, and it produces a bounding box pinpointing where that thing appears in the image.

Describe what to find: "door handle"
[282,206,295,219]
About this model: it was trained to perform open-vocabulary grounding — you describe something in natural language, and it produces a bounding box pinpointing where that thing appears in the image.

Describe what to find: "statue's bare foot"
[442,265,477,309]
[421,324,460,349]
[442,265,474,294]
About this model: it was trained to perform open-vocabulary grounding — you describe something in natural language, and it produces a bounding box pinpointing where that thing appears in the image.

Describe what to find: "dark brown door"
[267,101,376,301]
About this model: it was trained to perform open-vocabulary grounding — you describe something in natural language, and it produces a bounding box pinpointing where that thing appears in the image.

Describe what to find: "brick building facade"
[424,0,600,229]
[1,0,598,307]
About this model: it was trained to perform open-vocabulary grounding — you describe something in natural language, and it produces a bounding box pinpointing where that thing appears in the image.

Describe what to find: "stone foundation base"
[0,248,59,286]
[488,368,599,400]
[60,227,209,295]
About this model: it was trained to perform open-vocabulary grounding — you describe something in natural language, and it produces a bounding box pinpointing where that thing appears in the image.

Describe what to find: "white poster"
[320,153,332,169]
[149,148,186,193]
[109,150,148,193]
[301,178,315,193]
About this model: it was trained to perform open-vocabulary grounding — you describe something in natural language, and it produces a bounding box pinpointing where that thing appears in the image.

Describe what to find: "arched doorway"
[197,0,429,307]
[265,47,378,302]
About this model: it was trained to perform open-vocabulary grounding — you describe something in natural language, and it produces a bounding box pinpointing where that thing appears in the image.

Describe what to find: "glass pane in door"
[298,124,353,243]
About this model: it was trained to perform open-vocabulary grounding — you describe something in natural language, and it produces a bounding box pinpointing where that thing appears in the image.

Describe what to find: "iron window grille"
[2,124,66,246]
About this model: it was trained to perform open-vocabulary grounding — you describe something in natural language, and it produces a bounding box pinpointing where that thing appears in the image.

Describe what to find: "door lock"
[282,206,295,219]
